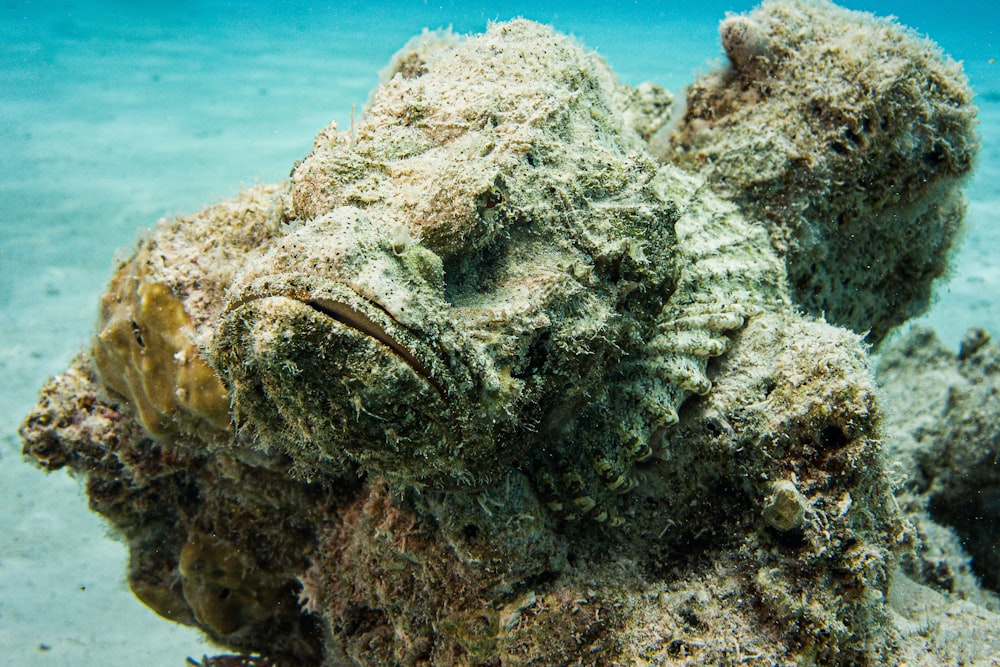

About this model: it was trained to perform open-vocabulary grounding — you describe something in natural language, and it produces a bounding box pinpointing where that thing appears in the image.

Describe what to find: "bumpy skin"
[211,20,787,525]
[656,0,979,345]
[16,7,994,667]
[304,312,903,665]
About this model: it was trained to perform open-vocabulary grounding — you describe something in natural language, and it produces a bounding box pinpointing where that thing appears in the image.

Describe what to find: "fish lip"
[223,274,447,399]
[303,295,446,397]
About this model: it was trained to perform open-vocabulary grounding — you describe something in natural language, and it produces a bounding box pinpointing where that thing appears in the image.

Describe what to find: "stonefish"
[88,19,786,525]
[20,5,981,665]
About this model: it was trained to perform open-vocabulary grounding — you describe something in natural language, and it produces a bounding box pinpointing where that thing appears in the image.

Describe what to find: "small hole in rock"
[819,424,848,449]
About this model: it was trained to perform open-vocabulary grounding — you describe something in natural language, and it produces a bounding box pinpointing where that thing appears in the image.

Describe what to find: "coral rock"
[878,327,1000,592]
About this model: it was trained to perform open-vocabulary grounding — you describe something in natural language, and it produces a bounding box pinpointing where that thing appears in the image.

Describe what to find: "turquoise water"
[0,1,997,664]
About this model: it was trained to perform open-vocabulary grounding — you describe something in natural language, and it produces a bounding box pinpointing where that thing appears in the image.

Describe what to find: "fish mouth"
[214,271,525,488]
[302,296,445,398]
[223,274,448,401]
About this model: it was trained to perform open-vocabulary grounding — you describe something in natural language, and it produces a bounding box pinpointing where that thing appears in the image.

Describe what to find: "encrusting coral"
[93,260,231,437]
[18,2,995,666]
[94,184,287,439]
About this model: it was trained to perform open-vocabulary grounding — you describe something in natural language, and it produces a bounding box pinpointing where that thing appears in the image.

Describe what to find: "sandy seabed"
[1,1,997,664]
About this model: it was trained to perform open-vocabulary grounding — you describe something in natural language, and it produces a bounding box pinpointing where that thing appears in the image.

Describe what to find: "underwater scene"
[2,0,998,665]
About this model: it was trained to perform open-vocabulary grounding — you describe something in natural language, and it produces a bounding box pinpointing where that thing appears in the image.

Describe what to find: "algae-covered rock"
[656,0,979,345]
[878,327,1000,593]
[874,328,1000,665]
[17,4,996,666]
[94,261,231,437]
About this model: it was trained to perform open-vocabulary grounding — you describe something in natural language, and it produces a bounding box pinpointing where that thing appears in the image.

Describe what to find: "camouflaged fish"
[91,20,787,525]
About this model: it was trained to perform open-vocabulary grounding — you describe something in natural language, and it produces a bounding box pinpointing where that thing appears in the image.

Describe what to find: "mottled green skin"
[307,311,905,666]
[213,21,684,492]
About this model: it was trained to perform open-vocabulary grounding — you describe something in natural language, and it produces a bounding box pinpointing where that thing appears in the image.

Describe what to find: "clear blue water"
[0,1,997,664]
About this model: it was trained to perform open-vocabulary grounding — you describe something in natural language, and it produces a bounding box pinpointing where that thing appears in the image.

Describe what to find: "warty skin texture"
[214,19,688,490]
[656,0,979,346]
[17,5,994,666]
[211,20,787,526]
